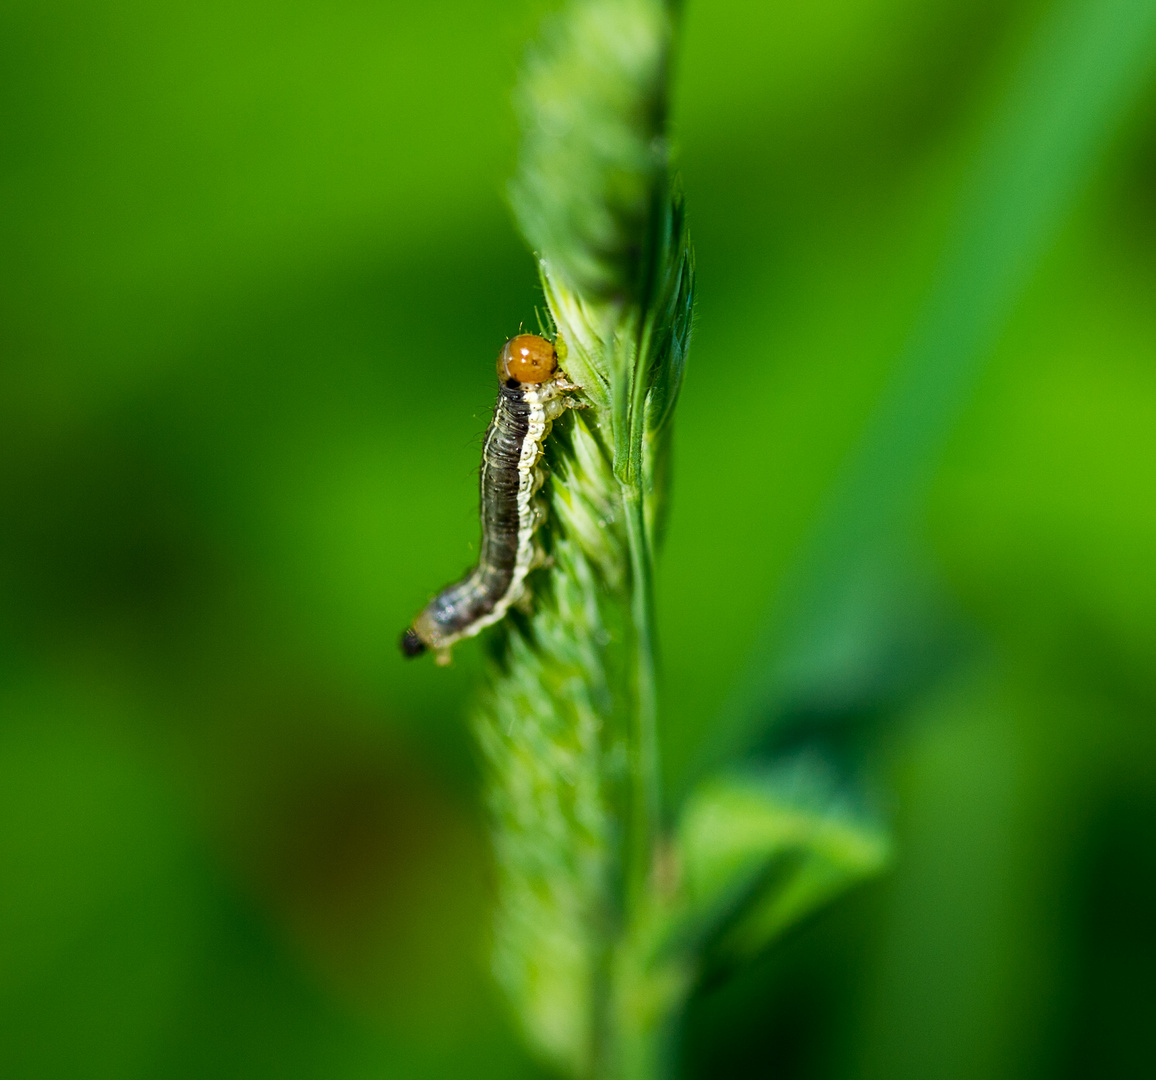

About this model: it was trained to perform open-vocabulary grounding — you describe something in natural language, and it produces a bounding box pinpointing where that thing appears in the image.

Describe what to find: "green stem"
[623,480,660,906]
[491,2,691,1075]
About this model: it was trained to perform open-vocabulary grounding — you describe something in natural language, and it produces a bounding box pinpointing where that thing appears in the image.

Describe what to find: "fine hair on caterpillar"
[401,333,583,665]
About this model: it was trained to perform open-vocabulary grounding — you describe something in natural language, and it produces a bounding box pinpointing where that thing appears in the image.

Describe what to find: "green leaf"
[707,0,1156,780]
[671,757,889,964]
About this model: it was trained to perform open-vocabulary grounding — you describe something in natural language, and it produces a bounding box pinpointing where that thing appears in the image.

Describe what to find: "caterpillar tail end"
[399,627,427,659]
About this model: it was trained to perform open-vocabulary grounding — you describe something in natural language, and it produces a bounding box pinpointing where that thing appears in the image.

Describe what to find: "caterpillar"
[400,334,583,664]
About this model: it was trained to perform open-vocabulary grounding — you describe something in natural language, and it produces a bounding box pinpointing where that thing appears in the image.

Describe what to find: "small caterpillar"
[400,334,583,664]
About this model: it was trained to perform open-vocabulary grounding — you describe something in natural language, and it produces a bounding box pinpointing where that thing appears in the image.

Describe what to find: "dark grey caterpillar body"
[401,334,582,664]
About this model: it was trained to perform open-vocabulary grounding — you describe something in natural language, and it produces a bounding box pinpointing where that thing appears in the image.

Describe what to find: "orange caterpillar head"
[497,334,558,385]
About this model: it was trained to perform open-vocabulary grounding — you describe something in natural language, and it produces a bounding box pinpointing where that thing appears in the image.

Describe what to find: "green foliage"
[479,7,668,1077]
[710,0,1156,775]
[5,1,1156,1079]
[478,0,703,1074]
[481,0,1156,1076]
[511,0,673,305]
[672,760,888,967]
[475,418,628,1075]
[480,2,879,1077]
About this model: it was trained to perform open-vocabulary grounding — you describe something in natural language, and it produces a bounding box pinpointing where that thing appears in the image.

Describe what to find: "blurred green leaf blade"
[671,757,889,965]
[708,0,1156,779]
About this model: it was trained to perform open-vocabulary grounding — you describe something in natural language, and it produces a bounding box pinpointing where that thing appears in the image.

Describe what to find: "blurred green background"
[2,0,1155,1077]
